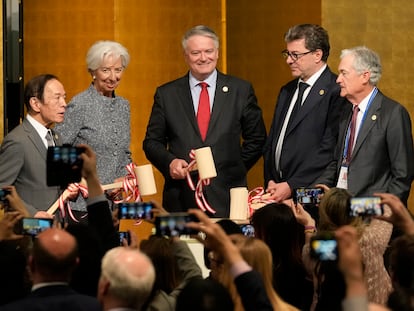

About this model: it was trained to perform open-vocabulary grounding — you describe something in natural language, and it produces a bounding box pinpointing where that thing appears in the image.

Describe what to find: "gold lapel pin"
[371,115,377,121]
[222,86,229,92]
[319,89,325,96]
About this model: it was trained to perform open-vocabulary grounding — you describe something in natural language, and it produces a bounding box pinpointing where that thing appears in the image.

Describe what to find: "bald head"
[31,228,78,283]
[98,247,155,310]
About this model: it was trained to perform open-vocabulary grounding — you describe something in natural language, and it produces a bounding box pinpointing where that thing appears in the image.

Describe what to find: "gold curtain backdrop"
[8,0,412,209]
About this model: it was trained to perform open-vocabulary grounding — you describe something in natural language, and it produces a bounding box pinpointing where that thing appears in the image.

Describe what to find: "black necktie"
[288,82,309,127]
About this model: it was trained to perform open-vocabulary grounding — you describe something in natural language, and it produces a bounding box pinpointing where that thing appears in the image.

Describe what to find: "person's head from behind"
[336,46,382,104]
[24,74,67,127]
[318,188,364,234]
[204,218,242,272]
[389,234,414,291]
[86,40,130,97]
[182,25,219,81]
[97,246,155,310]
[252,202,304,267]
[140,235,179,294]
[29,228,79,284]
[175,277,234,311]
[283,24,330,81]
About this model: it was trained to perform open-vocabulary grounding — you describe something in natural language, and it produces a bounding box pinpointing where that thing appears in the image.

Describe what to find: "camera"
[15,217,53,236]
[118,231,131,246]
[47,145,85,188]
[294,188,324,205]
[240,224,255,237]
[349,197,384,217]
[117,202,153,220]
[155,213,199,237]
[310,232,338,261]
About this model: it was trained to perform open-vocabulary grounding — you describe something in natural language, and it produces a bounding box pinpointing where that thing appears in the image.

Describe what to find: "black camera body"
[46,145,85,188]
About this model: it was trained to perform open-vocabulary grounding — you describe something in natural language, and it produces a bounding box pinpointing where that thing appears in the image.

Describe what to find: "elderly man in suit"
[0,74,66,216]
[263,24,345,202]
[0,227,101,311]
[143,25,266,218]
[315,46,414,205]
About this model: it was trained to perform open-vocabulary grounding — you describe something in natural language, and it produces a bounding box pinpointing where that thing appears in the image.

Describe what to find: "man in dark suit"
[263,24,345,202]
[0,227,101,311]
[0,74,66,215]
[143,25,266,217]
[316,46,414,205]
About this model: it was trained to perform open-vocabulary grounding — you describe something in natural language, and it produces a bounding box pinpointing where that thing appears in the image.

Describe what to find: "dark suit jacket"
[143,71,266,217]
[316,90,414,204]
[0,284,101,311]
[264,66,345,190]
[0,118,62,215]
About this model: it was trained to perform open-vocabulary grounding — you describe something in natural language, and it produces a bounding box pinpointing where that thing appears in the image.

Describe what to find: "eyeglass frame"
[281,49,315,61]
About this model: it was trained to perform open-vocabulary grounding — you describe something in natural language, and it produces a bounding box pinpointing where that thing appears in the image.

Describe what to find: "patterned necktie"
[346,106,360,163]
[46,129,55,147]
[197,82,210,141]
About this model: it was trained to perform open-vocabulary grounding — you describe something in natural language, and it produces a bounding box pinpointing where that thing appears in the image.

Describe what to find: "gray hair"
[100,247,155,310]
[340,46,382,85]
[86,40,130,71]
[182,25,219,50]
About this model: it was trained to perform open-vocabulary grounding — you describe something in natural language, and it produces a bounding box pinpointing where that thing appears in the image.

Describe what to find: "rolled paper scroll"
[194,147,217,180]
[230,187,249,220]
[134,164,157,196]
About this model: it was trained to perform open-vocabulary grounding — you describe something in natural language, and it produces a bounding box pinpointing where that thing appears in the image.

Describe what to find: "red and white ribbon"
[248,186,276,217]
[113,163,141,204]
[186,149,216,214]
[58,182,89,222]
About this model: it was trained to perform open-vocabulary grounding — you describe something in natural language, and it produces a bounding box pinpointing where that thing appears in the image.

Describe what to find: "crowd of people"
[0,22,413,311]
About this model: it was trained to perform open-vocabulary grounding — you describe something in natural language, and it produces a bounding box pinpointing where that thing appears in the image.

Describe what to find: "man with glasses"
[263,24,346,202]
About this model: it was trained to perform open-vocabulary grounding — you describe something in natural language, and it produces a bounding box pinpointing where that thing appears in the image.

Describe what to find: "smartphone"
[350,197,384,217]
[295,188,324,205]
[15,217,53,236]
[310,232,338,261]
[0,188,11,203]
[155,213,199,237]
[118,231,131,246]
[240,224,255,237]
[47,145,85,187]
[117,202,153,220]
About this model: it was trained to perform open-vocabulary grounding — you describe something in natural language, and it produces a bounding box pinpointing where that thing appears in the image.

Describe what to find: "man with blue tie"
[316,46,414,205]
[263,24,346,202]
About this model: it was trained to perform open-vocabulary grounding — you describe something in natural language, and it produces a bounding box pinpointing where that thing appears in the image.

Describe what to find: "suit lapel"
[22,119,48,160]
[207,72,228,138]
[352,91,382,158]
[286,67,333,135]
[178,74,201,136]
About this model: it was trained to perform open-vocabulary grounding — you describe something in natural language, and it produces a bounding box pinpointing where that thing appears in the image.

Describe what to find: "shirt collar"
[189,69,217,89]
[26,114,49,139]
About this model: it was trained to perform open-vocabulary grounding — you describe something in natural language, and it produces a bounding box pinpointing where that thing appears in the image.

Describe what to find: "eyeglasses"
[281,50,314,61]
[98,67,124,75]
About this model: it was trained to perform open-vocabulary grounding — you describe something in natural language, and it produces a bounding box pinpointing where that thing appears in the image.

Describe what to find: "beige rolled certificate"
[230,187,249,220]
[134,164,157,196]
[194,147,217,179]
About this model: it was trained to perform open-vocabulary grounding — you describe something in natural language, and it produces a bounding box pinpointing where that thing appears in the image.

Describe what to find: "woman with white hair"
[55,40,132,214]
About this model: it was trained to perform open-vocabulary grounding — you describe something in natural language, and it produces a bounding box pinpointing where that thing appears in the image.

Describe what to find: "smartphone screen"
[310,234,338,261]
[118,231,131,245]
[350,197,384,217]
[155,213,199,237]
[295,188,324,205]
[117,202,153,220]
[47,145,84,187]
[16,218,53,236]
[240,224,255,237]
